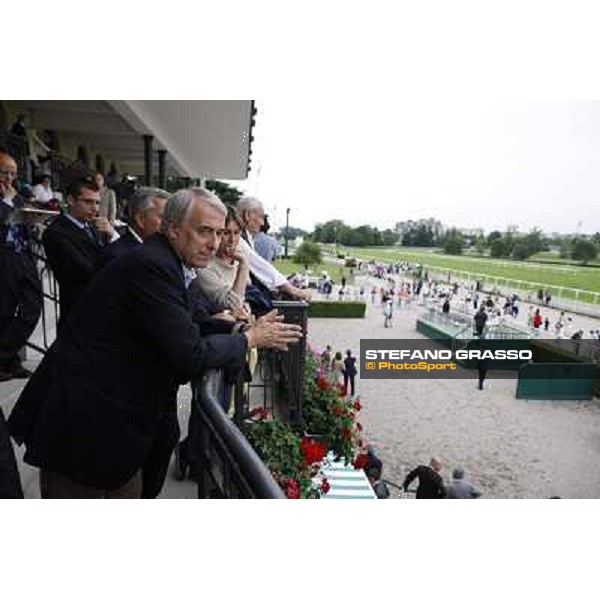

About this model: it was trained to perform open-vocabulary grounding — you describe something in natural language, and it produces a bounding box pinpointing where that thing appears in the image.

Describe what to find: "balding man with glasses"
[0,149,42,381]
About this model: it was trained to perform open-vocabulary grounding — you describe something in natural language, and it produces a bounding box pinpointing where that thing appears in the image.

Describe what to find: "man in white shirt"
[236,196,310,301]
[32,175,54,204]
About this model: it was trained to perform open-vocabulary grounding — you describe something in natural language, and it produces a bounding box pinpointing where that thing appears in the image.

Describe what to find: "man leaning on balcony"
[8,187,303,499]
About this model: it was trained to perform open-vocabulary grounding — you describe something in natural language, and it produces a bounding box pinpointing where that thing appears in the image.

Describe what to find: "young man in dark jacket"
[343,349,357,397]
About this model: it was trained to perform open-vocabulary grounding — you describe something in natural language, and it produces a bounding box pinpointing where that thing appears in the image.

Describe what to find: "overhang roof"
[15,100,254,179]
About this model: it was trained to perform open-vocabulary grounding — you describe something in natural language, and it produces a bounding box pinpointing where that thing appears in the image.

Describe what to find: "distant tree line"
[400,225,438,247]
[559,236,599,264]
[484,228,547,260]
[311,220,399,247]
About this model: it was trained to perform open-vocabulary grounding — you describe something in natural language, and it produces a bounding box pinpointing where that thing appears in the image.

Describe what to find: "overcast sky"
[228,100,600,236]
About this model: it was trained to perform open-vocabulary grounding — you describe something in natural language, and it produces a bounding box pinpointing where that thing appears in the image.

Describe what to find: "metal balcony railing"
[232,300,309,429]
[192,370,285,499]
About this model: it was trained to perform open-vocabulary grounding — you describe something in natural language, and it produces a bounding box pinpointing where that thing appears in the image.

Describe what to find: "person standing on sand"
[445,468,481,499]
[403,458,446,499]
[383,299,393,328]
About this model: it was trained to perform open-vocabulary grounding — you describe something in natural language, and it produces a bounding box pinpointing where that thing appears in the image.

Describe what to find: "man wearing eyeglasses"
[42,176,118,321]
[0,150,23,240]
[0,150,42,382]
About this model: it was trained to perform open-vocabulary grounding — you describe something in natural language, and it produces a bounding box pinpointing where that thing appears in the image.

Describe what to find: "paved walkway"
[0,372,196,498]
[307,274,600,499]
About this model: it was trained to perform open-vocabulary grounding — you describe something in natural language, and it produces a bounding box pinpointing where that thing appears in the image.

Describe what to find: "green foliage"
[293,241,322,269]
[559,239,572,258]
[572,239,598,264]
[442,228,464,255]
[474,235,488,255]
[490,237,512,258]
[312,219,398,247]
[308,302,366,318]
[302,353,362,464]
[401,224,437,247]
[241,352,365,497]
[511,228,546,260]
[242,419,314,498]
[511,242,531,261]
[487,231,503,245]
[204,179,243,204]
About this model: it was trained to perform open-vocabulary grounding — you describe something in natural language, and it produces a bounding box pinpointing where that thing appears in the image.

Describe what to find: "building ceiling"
[15,100,254,179]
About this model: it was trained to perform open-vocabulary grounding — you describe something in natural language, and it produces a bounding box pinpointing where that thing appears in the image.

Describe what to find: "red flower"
[320,478,331,494]
[331,405,344,417]
[353,453,368,469]
[356,422,363,432]
[317,377,329,390]
[286,478,301,499]
[249,406,269,421]
[341,427,351,440]
[353,400,362,412]
[300,437,326,465]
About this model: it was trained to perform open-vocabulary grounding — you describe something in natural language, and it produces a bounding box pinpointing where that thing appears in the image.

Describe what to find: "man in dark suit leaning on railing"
[8,187,302,499]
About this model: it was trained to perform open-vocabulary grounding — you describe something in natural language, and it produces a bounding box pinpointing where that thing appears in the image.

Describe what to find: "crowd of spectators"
[1,144,312,498]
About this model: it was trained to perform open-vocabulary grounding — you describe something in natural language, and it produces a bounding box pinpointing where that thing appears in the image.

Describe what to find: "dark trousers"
[0,407,23,499]
[40,469,142,499]
[478,368,488,390]
[141,410,179,499]
[0,251,42,370]
[343,373,355,396]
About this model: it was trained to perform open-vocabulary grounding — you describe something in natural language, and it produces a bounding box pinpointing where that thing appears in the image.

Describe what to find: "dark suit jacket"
[42,214,102,319]
[403,465,446,499]
[0,245,42,359]
[96,228,140,270]
[9,234,248,490]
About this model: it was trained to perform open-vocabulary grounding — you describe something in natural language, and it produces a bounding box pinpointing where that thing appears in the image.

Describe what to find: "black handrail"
[193,370,285,499]
[233,300,308,426]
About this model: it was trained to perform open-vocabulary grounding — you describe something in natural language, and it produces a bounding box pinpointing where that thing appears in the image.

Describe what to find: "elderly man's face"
[244,207,265,234]
[136,196,167,239]
[168,198,225,268]
[0,154,18,187]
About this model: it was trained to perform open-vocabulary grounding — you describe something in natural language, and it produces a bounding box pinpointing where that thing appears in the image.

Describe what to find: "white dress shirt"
[238,229,287,290]
[33,184,53,203]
